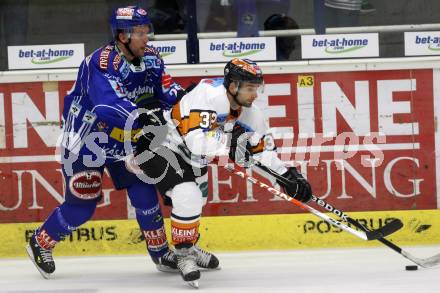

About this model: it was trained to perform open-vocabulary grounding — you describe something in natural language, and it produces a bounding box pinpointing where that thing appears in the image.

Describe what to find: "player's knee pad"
[169,182,203,218]
[127,181,159,210]
[59,202,96,227]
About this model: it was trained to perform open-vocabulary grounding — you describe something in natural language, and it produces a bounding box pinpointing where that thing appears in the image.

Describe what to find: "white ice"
[0,246,439,293]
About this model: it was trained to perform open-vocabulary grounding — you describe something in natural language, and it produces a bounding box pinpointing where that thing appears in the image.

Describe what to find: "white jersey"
[163,77,287,174]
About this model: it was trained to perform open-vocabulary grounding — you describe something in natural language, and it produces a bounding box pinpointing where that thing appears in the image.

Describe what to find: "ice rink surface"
[1,246,439,293]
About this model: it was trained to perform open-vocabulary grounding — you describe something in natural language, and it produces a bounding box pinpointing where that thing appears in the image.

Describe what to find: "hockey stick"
[252,161,403,237]
[224,163,395,241]
[251,161,440,268]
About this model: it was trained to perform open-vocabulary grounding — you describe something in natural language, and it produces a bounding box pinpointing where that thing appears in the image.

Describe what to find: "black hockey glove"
[278,167,312,203]
[137,100,167,126]
[228,125,252,168]
[136,101,168,153]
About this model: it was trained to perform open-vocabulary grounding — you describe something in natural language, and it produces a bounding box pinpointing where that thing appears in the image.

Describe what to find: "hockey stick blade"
[362,218,403,240]
[402,251,440,268]
[351,218,440,268]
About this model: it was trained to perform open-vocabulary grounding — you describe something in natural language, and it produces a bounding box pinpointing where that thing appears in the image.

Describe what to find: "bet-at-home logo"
[312,37,368,54]
[210,42,266,57]
[415,36,440,51]
[19,48,74,64]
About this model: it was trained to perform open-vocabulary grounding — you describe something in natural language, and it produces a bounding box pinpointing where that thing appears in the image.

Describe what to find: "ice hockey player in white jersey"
[135,58,313,288]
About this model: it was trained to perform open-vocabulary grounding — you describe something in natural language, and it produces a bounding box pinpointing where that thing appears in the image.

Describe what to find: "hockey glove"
[228,125,252,168]
[278,167,312,203]
[136,101,168,153]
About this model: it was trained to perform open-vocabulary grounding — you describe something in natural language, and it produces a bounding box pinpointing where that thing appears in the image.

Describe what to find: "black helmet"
[223,58,264,89]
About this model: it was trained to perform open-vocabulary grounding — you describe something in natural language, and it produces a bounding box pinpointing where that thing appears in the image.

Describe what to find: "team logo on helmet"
[116,7,135,20]
[137,8,147,15]
[231,58,259,76]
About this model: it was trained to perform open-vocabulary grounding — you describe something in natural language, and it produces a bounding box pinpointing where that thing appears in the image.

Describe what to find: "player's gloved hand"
[137,101,166,126]
[136,101,167,153]
[228,125,252,168]
[278,167,312,203]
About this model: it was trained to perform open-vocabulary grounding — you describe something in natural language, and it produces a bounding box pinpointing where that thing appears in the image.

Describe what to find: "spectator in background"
[203,0,236,32]
[201,0,294,38]
[236,0,292,37]
[257,0,291,30]
[149,0,185,34]
[264,13,299,61]
[325,0,362,27]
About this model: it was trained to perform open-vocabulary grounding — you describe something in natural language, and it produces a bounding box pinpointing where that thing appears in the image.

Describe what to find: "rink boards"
[1,209,439,257]
[2,58,440,258]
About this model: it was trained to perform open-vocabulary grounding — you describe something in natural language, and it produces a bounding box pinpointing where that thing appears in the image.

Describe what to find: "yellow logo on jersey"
[109,127,141,143]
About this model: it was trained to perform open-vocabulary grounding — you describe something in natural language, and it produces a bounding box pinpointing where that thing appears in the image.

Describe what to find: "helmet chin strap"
[121,34,140,65]
[227,81,245,108]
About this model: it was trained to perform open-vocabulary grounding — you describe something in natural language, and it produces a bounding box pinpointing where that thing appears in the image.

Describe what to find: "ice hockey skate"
[175,244,201,288]
[26,234,56,279]
[151,249,178,273]
[193,244,220,270]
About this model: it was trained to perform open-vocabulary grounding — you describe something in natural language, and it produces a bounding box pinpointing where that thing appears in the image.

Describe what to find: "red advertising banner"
[0,69,437,223]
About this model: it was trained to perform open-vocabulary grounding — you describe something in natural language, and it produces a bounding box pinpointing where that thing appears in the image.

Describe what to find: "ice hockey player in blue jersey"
[26,6,184,279]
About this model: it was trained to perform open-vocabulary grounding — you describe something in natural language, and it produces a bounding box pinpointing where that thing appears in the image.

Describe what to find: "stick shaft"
[224,164,370,240]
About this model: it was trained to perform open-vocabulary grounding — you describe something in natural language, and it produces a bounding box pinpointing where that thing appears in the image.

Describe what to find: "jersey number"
[199,112,217,128]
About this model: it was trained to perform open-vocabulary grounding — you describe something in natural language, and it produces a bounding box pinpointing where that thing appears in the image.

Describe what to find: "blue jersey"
[60,42,181,163]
